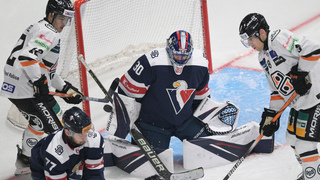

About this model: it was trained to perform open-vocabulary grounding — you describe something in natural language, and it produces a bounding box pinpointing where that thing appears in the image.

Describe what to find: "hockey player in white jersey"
[239,13,320,179]
[118,30,213,149]
[0,0,84,176]
[30,107,105,180]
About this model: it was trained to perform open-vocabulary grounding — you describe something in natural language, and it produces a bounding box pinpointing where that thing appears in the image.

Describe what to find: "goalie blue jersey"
[118,47,210,129]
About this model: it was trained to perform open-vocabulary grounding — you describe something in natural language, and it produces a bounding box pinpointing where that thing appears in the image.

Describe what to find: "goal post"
[58,0,213,117]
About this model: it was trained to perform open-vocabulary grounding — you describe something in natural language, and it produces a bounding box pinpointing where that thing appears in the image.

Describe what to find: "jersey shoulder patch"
[145,47,171,67]
[187,49,208,68]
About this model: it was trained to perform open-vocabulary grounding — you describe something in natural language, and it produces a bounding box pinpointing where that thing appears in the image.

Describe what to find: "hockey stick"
[131,125,204,180]
[77,54,114,103]
[223,92,298,180]
[49,92,109,103]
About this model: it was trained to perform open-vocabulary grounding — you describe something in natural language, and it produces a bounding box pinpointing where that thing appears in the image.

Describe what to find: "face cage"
[52,9,74,26]
[67,123,94,137]
[168,47,193,65]
[240,31,260,48]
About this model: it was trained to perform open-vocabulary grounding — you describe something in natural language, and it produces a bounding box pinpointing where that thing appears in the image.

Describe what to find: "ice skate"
[14,145,31,176]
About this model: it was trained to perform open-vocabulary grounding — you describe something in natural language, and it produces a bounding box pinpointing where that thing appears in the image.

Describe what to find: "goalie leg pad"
[105,135,173,178]
[105,93,141,138]
[183,121,274,169]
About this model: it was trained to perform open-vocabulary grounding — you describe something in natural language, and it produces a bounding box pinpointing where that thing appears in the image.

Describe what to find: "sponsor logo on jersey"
[39,34,52,44]
[309,105,320,139]
[45,23,58,33]
[1,82,15,93]
[34,39,50,51]
[259,58,269,74]
[26,138,38,148]
[4,70,19,80]
[51,43,60,54]
[305,166,316,179]
[270,29,281,41]
[166,80,195,114]
[282,35,292,49]
[37,102,60,131]
[268,50,286,66]
[288,38,299,53]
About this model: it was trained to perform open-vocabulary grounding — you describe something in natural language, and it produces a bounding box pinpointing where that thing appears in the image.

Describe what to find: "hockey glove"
[33,74,50,102]
[259,108,280,137]
[56,81,83,104]
[288,65,312,96]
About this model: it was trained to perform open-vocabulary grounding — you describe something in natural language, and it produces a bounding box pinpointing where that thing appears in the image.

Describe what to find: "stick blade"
[170,167,204,180]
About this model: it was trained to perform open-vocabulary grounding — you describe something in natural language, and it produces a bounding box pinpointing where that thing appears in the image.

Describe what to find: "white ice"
[1,0,320,180]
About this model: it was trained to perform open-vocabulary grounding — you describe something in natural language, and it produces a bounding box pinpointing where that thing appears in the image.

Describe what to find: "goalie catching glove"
[259,108,280,137]
[56,81,83,104]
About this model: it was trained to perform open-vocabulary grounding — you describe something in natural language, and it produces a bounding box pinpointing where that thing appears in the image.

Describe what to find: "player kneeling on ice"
[30,107,105,180]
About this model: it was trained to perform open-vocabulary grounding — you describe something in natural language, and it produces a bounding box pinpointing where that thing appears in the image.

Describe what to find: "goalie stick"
[223,92,298,180]
[131,125,204,180]
[114,94,204,180]
[49,92,109,103]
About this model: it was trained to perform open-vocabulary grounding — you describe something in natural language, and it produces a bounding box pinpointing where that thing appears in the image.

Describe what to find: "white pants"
[286,132,320,179]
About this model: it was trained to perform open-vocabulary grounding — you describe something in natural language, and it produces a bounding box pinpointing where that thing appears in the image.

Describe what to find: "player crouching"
[30,107,105,180]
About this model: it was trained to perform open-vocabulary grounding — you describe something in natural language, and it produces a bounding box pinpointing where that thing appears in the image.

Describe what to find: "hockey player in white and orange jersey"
[239,13,320,179]
[0,0,84,176]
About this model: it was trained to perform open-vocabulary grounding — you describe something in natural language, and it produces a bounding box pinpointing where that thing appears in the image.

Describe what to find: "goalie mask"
[166,30,194,75]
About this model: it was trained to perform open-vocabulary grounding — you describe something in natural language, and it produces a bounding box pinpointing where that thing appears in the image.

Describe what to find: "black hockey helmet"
[46,0,74,18]
[62,107,92,134]
[239,13,269,47]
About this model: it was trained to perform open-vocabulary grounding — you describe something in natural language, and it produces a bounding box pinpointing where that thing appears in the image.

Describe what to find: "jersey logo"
[271,70,294,96]
[268,50,286,66]
[270,29,281,41]
[1,82,15,93]
[55,145,64,155]
[166,80,195,114]
[150,50,159,58]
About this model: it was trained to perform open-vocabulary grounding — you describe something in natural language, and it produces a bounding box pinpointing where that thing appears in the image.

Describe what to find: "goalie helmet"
[62,107,92,134]
[239,13,269,47]
[166,30,194,75]
[46,0,74,19]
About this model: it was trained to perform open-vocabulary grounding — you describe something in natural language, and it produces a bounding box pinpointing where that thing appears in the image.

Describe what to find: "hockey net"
[8,0,212,129]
